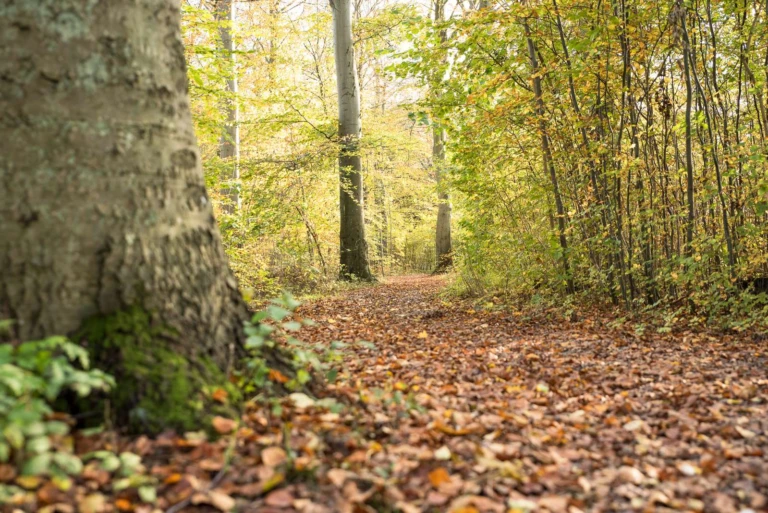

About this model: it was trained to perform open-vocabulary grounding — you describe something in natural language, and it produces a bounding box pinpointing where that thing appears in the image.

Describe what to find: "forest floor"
[8,276,768,513]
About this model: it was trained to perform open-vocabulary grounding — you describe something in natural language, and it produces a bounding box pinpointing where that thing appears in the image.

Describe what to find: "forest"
[0,0,767,512]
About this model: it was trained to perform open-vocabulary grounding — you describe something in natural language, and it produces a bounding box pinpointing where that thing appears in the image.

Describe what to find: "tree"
[524,17,573,293]
[332,0,374,280]
[0,0,249,372]
[216,0,241,212]
[433,0,452,273]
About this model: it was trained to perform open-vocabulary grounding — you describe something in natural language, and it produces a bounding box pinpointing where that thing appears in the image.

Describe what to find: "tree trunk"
[434,125,453,272]
[524,19,574,293]
[679,2,695,257]
[433,0,452,273]
[0,0,248,369]
[332,0,373,281]
[216,0,241,212]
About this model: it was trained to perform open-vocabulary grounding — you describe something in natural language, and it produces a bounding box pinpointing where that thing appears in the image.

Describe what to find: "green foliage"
[239,293,328,395]
[181,0,438,291]
[396,0,768,329]
[0,331,114,490]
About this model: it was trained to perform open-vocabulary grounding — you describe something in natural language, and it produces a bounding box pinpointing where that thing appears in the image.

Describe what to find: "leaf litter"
[3,275,767,512]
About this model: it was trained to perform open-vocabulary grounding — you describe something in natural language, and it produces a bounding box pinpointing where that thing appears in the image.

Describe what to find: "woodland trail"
[50,276,767,513]
[293,275,768,513]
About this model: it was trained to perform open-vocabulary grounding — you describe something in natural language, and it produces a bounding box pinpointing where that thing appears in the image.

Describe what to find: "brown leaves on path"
[5,276,766,512]
[290,275,767,512]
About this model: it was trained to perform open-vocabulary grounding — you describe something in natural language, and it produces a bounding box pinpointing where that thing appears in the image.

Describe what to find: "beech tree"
[216,0,241,212]
[0,0,248,369]
[332,0,374,281]
[432,0,452,273]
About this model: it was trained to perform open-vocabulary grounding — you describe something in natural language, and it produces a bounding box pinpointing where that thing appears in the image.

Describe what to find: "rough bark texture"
[0,0,247,367]
[216,0,240,212]
[332,0,373,281]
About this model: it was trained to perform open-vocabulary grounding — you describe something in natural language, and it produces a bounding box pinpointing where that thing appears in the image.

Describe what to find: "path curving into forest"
[293,274,768,512]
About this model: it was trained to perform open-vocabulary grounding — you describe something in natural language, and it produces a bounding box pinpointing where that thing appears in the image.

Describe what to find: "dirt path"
[294,275,767,512]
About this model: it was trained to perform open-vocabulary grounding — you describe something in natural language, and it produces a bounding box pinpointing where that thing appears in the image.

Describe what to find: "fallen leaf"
[265,488,295,508]
[261,446,288,467]
[208,490,236,512]
[211,416,237,434]
[617,466,644,484]
[622,419,644,431]
[115,498,133,511]
[434,446,452,460]
[211,388,229,403]
[735,425,756,439]
[539,496,568,513]
[79,494,107,513]
[269,369,290,384]
[327,468,349,488]
[428,467,451,487]
[288,392,315,409]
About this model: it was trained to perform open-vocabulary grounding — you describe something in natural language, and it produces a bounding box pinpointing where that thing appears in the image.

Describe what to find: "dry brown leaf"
[211,416,237,434]
[261,446,288,467]
[327,468,349,488]
[264,488,295,508]
[208,490,236,512]
[79,494,107,513]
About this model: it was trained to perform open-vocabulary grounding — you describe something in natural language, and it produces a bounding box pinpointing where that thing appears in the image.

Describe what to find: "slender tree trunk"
[680,3,696,257]
[553,0,617,302]
[434,125,453,271]
[216,0,240,212]
[0,0,247,367]
[433,0,453,273]
[524,20,574,293]
[332,0,373,281]
[682,8,735,271]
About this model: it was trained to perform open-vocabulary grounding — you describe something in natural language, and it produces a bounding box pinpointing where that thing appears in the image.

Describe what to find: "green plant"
[239,293,355,398]
[0,332,114,481]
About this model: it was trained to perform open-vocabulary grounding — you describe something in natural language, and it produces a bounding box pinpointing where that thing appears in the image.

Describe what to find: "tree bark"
[681,4,696,257]
[332,0,373,281]
[0,0,247,368]
[434,125,453,272]
[216,0,241,212]
[433,0,452,273]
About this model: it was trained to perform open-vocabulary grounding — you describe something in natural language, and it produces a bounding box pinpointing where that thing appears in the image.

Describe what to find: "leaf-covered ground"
[6,275,767,512]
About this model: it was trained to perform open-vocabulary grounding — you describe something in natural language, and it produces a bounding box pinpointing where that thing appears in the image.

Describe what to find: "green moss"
[77,307,240,434]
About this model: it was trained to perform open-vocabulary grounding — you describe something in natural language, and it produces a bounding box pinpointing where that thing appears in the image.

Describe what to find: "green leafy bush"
[239,293,351,399]
[0,333,114,479]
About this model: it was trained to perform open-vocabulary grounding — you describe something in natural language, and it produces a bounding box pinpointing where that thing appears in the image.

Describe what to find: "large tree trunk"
[332,0,374,281]
[216,0,241,212]
[0,0,247,368]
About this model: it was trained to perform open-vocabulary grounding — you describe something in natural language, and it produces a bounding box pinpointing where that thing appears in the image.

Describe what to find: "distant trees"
[401,0,768,314]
